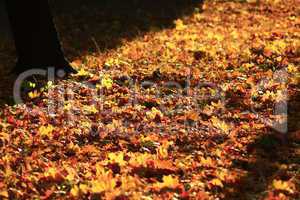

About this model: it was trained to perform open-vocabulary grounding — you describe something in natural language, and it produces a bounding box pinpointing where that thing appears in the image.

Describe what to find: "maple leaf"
[104,58,117,68]
[79,184,89,194]
[65,166,78,182]
[90,178,116,194]
[81,120,92,129]
[211,116,230,134]
[157,141,173,159]
[120,176,141,191]
[106,119,122,132]
[287,64,297,73]
[97,75,113,89]
[200,157,214,168]
[272,180,295,194]
[39,124,54,138]
[174,19,186,31]
[0,190,8,198]
[194,13,204,21]
[216,169,228,181]
[210,178,224,188]
[166,42,177,50]
[108,152,126,166]
[154,175,180,189]
[185,111,199,122]
[44,167,59,179]
[83,105,98,114]
[79,145,100,156]
[211,101,225,110]
[75,68,91,77]
[0,132,10,143]
[146,107,163,120]
[104,58,129,68]
[264,40,287,55]
[28,90,41,99]
[70,185,79,197]
[63,102,72,111]
[129,153,153,167]
[261,90,276,102]
[157,145,169,159]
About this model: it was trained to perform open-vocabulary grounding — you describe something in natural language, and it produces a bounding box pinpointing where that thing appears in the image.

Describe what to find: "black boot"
[5,0,77,75]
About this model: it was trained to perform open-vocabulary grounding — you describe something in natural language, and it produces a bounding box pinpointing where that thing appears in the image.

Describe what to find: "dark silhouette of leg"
[5,0,76,75]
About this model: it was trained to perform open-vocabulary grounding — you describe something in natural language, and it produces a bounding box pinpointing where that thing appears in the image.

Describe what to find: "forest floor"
[0,0,299,199]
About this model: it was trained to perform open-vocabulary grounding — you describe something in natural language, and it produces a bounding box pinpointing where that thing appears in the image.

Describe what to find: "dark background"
[0,0,202,58]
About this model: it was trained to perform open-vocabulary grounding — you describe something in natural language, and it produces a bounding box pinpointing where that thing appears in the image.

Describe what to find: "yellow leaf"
[104,58,117,68]
[261,90,276,102]
[214,34,224,41]
[28,90,40,99]
[98,75,113,89]
[39,125,54,138]
[76,68,90,77]
[166,42,176,50]
[194,13,204,21]
[70,185,79,197]
[81,121,92,129]
[200,157,214,167]
[154,175,180,189]
[65,167,77,182]
[287,64,297,73]
[64,102,72,111]
[174,19,186,31]
[211,101,225,110]
[106,119,122,132]
[95,163,106,177]
[211,116,230,134]
[4,166,13,179]
[0,132,10,142]
[217,170,227,181]
[83,105,98,114]
[79,184,89,194]
[146,107,163,120]
[214,149,222,157]
[104,58,129,68]
[265,40,287,54]
[157,145,168,159]
[44,167,58,178]
[90,179,116,193]
[120,176,140,191]
[157,141,173,159]
[0,190,8,198]
[210,178,224,188]
[129,153,153,167]
[273,180,294,194]
[108,152,126,166]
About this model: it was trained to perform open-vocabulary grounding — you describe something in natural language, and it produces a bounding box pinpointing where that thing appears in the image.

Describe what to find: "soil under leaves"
[0,0,299,199]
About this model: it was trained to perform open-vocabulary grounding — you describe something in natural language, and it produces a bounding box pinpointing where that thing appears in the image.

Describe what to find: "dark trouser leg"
[5,0,76,74]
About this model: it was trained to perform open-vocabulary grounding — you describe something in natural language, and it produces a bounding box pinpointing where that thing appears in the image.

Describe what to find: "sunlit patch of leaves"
[0,0,299,199]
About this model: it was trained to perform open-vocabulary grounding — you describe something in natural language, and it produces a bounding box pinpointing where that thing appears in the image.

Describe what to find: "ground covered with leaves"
[0,0,300,199]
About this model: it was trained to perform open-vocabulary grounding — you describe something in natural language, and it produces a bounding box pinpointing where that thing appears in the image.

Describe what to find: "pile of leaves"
[0,0,299,199]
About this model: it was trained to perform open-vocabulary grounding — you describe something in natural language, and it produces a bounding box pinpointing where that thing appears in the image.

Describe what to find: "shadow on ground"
[224,132,300,199]
[51,0,204,58]
[222,85,300,199]
[223,91,300,199]
[0,0,204,105]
